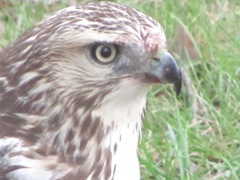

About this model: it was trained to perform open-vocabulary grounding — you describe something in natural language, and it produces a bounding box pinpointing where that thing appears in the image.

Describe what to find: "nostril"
[152,57,160,62]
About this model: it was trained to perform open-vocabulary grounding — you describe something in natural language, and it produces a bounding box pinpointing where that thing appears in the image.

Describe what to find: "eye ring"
[91,44,118,63]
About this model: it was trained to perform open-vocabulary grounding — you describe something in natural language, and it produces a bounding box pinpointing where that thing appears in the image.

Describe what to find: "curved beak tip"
[174,71,182,97]
[161,53,182,96]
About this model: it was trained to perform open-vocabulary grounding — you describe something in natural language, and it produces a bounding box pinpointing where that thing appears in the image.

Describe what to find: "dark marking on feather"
[104,148,112,179]
[0,165,27,174]
[65,129,74,143]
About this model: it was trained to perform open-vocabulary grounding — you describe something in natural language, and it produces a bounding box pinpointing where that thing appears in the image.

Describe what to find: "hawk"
[0,2,181,180]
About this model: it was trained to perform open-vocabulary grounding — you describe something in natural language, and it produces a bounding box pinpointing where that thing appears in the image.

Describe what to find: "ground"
[0,0,239,179]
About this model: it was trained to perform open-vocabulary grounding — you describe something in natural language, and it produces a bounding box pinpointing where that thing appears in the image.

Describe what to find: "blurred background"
[0,0,239,179]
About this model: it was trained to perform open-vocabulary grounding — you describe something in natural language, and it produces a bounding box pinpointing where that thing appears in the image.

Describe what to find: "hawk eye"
[92,44,117,63]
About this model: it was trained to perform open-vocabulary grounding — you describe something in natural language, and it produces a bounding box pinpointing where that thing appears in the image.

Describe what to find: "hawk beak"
[144,52,182,96]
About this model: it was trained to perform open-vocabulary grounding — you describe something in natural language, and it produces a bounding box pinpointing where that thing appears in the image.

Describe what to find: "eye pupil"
[101,46,111,58]
[91,44,118,63]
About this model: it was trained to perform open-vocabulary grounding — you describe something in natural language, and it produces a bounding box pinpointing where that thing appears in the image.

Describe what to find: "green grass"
[1,0,239,179]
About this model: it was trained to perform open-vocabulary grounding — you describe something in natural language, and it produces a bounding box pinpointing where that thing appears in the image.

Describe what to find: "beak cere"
[144,52,182,96]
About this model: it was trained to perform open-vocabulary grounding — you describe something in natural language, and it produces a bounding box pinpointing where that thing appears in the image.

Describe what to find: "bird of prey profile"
[0,2,181,180]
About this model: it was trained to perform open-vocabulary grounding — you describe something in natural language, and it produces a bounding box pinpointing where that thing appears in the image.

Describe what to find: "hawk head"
[0,2,181,179]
